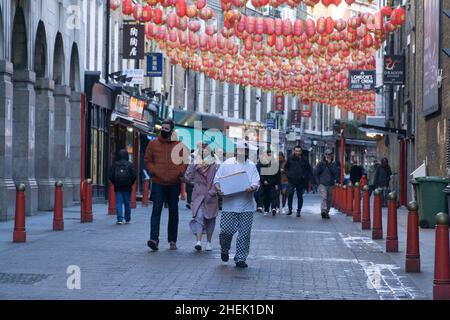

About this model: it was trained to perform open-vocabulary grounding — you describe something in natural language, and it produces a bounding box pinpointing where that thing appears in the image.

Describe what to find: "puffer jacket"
[285,155,313,187]
[314,160,339,187]
[144,135,189,186]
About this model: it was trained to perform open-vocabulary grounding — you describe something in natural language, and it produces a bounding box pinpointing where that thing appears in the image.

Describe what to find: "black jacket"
[257,161,281,187]
[108,150,137,193]
[374,165,392,188]
[285,155,313,187]
[314,160,339,187]
[350,165,364,184]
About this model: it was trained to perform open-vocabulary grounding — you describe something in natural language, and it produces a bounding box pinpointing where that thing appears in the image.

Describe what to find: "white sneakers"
[195,241,212,251]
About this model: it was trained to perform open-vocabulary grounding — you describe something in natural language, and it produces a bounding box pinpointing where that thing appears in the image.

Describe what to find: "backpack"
[114,162,132,188]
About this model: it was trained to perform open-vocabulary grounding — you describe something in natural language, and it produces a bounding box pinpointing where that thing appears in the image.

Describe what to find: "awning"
[111,112,151,134]
[175,125,235,152]
[91,82,115,110]
[344,138,377,147]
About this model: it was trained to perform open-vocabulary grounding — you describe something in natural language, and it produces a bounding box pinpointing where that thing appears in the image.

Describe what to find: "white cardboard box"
[219,171,251,196]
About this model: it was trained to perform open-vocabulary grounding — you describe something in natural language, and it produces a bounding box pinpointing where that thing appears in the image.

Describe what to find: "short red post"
[142,179,149,207]
[386,191,399,252]
[181,182,186,201]
[362,185,371,230]
[53,181,64,231]
[131,182,137,209]
[353,182,361,222]
[433,212,450,300]
[346,182,353,217]
[84,179,93,223]
[405,201,420,273]
[108,182,116,215]
[13,184,26,243]
[372,188,383,240]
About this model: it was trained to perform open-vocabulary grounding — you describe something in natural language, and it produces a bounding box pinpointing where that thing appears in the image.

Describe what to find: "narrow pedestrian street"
[0,194,433,300]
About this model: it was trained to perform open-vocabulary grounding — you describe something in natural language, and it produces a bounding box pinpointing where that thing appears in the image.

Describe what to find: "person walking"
[367,159,379,194]
[185,144,220,251]
[314,150,339,220]
[278,152,289,214]
[144,119,189,251]
[108,149,137,225]
[374,157,392,207]
[185,142,204,210]
[285,146,313,217]
[350,160,364,185]
[214,141,260,268]
[257,149,280,216]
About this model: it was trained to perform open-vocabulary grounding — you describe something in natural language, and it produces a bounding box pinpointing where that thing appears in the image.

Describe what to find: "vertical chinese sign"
[274,95,284,112]
[123,23,145,60]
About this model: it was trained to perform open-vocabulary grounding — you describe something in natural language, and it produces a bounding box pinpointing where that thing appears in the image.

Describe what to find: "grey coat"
[185,163,220,219]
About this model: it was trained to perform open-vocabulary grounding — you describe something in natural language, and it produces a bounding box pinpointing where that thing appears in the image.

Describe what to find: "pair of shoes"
[256,207,263,213]
[263,211,269,216]
[321,211,327,219]
[205,242,212,251]
[272,209,277,216]
[147,240,159,251]
[221,252,229,262]
[169,242,177,250]
[325,212,330,219]
[195,241,202,251]
[296,211,301,218]
[186,203,191,210]
[116,220,124,225]
[235,261,248,268]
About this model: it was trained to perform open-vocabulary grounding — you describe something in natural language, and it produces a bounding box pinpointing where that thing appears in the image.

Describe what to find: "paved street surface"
[0,194,435,300]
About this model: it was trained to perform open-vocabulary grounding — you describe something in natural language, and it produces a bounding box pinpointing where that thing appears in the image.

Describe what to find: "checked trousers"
[219,211,254,263]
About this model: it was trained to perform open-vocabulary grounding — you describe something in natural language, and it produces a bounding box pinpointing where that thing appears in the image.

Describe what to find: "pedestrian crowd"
[108,118,394,268]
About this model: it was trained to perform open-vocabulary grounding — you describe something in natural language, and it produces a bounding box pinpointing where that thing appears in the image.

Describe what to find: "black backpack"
[114,162,132,188]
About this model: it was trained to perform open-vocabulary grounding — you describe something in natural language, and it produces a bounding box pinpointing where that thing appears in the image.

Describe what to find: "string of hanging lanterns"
[110,0,406,116]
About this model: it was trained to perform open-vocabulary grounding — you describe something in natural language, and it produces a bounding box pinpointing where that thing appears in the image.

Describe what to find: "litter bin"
[415,176,450,228]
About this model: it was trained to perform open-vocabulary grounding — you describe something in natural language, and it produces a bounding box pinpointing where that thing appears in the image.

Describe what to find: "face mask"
[161,130,171,139]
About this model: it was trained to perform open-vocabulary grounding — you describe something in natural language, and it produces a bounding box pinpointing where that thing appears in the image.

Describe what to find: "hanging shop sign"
[123,23,145,60]
[146,53,164,77]
[274,95,285,112]
[383,55,405,85]
[301,99,312,118]
[291,109,302,127]
[266,119,276,129]
[115,93,145,121]
[349,70,376,91]
[124,69,145,85]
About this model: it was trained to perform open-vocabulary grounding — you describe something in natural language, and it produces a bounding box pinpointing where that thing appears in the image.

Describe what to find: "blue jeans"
[116,191,131,222]
[150,183,181,243]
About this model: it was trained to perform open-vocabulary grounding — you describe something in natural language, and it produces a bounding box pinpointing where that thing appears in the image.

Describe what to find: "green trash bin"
[415,176,450,228]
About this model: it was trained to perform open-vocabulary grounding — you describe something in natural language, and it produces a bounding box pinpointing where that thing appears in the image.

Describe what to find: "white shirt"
[214,157,260,213]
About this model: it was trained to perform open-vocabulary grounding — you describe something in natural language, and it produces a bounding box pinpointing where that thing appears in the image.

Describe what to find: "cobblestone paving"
[0,194,430,300]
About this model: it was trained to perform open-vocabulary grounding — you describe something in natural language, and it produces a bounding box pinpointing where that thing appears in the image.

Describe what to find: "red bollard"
[80,180,86,223]
[108,182,116,215]
[142,179,149,207]
[362,185,371,230]
[405,201,420,273]
[433,212,450,300]
[386,191,399,252]
[84,179,93,223]
[372,188,383,239]
[346,182,353,217]
[131,182,137,209]
[13,184,26,243]
[53,181,64,231]
[181,182,186,201]
[353,182,361,222]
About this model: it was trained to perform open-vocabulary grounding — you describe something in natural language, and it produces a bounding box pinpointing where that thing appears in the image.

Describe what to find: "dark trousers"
[186,182,193,204]
[150,183,181,244]
[261,184,277,212]
[287,183,305,213]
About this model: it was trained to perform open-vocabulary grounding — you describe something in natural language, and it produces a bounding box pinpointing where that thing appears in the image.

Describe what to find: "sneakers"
[186,203,191,210]
[235,261,248,268]
[321,211,327,219]
[205,242,212,251]
[169,242,178,250]
[263,211,269,216]
[286,210,293,216]
[116,220,124,225]
[195,241,202,251]
[125,220,131,224]
[147,240,159,251]
[256,207,263,213]
[296,211,301,218]
[221,253,229,262]
[272,208,277,216]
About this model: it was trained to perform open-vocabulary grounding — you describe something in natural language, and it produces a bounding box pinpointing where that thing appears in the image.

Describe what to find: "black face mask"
[161,130,171,139]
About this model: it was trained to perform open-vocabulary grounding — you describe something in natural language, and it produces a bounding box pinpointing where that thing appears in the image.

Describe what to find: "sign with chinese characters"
[274,95,284,112]
[123,23,144,60]
[124,69,144,85]
[266,119,276,129]
[146,53,163,77]
[383,55,405,85]
[290,109,302,126]
[301,99,312,118]
[348,70,376,91]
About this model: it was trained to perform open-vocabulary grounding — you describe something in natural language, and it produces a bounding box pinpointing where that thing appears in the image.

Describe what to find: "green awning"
[175,126,236,153]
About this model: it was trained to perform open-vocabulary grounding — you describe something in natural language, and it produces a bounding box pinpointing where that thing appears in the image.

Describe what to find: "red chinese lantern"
[176,0,187,17]
[186,5,197,18]
[255,17,265,35]
[196,0,207,9]
[322,0,333,7]
[264,18,275,35]
[345,0,354,4]
[381,6,393,17]
[282,19,292,36]
[305,19,316,38]
[153,8,163,24]
[122,0,133,15]
[133,4,142,21]
[293,19,304,36]
[141,6,153,22]
[390,7,406,25]
[275,18,283,36]
[110,0,120,11]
